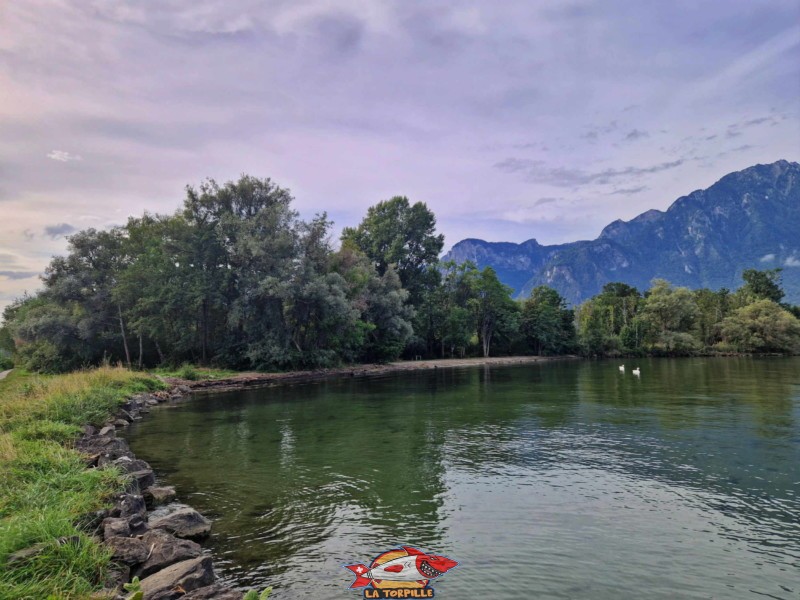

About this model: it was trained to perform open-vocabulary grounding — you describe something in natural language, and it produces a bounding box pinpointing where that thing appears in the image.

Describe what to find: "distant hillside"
[443,160,800,304]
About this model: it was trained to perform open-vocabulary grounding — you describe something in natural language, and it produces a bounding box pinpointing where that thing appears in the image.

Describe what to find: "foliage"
[717,300,800,353]
[521,286,575,355]
[243,587,273,600]
[341,196,444,306]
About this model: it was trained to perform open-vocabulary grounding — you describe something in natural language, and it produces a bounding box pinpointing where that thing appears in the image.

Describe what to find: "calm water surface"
[126,358,800,599]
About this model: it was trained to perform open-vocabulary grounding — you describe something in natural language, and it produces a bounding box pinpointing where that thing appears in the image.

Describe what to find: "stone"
[75,509,109,535]
[129,468,156,490]
[76,434,132,461]
[127,514,149,536]
[118,493,147,519]
[106,536,149,565]
[113,419,130,428]
[103,517,131,540]
[182,583,243,599]
[7,543,46,565]
[148,506,211,540]
[177,385,191,394]
[113,456,152,474]
[118,409,135,422]
[83,424,97,436]
[146,398,159,406]
[143,486,177,509]
[98,425,115,437]
[139,556,215,600]
[133,529,202,579]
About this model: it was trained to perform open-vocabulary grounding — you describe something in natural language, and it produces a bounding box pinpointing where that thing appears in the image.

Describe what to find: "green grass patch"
[0,366,165,598]
[152,364,242,381]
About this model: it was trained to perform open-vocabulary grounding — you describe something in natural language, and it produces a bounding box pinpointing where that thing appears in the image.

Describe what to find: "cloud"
[47,150,82,162]
[610,186,648,196]
[784,256,800,267]
[0,271,39,280]
[494,159,685,187]
[760,253,775,262]
[44,223,76,239]
[624,129,649,141]
[533,197,558,206]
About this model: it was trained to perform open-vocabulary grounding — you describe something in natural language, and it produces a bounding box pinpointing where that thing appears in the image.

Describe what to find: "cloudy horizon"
[1,1,799,311]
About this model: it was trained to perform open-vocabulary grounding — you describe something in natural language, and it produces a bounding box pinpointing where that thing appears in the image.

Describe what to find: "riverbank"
[0,367,253,599]
[165,355,578,392]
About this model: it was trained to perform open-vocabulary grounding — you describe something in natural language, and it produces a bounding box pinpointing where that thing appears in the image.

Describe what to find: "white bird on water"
[632,367,641,376]
[619,364,625,372]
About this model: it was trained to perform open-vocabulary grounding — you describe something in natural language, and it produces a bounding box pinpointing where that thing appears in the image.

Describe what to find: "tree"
[521,286,575,355]
[718,299,800,353]
[469,267,518,357]
[341,196,444,306]
[741,268,784,303]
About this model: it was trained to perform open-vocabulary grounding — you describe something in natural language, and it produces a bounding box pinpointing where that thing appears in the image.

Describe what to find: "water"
[126,358,800,599]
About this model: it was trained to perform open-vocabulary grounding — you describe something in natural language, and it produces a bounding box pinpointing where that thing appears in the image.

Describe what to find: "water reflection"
[127,358,800,599]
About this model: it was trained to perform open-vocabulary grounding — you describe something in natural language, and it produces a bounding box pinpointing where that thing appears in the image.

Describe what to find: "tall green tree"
[341,196,444,306]
[521,286,575,355]
[469,267,519,357]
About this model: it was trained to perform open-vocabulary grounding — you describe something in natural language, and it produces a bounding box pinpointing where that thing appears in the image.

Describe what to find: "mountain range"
[442,160,800,304]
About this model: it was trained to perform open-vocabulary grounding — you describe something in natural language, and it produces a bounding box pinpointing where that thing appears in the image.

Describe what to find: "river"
[126,357,800,599]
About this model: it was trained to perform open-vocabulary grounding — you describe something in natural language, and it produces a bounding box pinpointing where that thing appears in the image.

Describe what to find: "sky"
[1,0,799,311]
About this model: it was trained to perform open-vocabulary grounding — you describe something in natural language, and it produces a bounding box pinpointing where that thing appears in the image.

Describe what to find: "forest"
[1,175,799,373]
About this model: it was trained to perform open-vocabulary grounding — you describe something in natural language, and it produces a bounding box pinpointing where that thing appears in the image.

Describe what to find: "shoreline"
[166,355,580,392]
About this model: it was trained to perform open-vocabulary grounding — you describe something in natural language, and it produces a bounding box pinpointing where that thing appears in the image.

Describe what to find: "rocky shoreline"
[74,385,245,600]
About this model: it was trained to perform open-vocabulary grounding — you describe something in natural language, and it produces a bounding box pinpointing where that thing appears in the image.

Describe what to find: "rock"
[118,409,135,422]
[118,493,147,519]
[133,529,202,578]
[143,486,177,509]
[83,424,98,436]
[127,514,149,536]
[146,398,159,406]
[75,509,109,535]
[182,583,243,599]
[103,517,131,540]
[76,434,132,461]
[139,556,215,600]
[104,564,130,591]
[7,543,46,565]
[113,419,130,428]
[177,385,191,394]
[106,536,149,565]
[113,456,152,474]
[129,468,156,490]
[148,506,211,540]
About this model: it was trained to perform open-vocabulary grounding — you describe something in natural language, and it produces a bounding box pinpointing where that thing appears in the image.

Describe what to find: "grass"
[0,366,165,599]
[152,364,242,381]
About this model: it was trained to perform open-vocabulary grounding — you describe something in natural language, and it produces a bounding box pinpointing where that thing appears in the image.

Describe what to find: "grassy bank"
[0,367,164,599]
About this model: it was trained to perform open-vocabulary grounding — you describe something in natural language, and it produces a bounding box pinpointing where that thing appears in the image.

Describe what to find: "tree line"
[2,175,798,373]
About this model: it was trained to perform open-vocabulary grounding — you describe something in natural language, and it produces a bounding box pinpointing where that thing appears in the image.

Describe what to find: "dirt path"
[169,355,578,392]
[0,369,12,381]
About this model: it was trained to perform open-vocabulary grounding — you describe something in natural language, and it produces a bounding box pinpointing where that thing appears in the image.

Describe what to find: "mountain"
[443,160,800,304]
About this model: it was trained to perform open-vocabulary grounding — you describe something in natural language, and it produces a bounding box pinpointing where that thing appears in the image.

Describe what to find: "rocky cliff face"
[443,160,800,304]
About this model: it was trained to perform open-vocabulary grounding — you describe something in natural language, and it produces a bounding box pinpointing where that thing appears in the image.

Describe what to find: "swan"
[619,364,625,372]
[632,367,641,376]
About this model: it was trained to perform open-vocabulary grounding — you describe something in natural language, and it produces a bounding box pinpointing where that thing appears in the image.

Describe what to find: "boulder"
[143,486,177,509]
[113,456,152,474]
[113,419,130,428]
[148,506,211,540]
[117,494,147,519]
[103,517,131,540]
[98,426,115,437]
[76,435,132,461]
[106,536,149,565]
[129,468,156,491]
[182,583,243,599]
[6,543,46,565]
[139,556,215,600]
[127,514,149,536]
[133,529,201,579]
